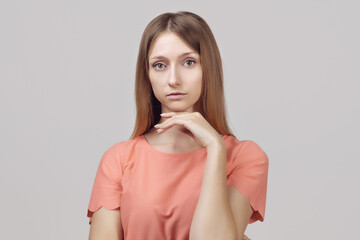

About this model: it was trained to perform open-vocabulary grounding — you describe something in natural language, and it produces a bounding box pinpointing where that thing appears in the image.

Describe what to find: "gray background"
[1,0,359,239]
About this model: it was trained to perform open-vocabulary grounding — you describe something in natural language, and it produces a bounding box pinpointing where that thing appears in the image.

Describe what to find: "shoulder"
[240,140,268,159]
[104,136,143,154]
[100,136,144,166]
[224,135,269,166]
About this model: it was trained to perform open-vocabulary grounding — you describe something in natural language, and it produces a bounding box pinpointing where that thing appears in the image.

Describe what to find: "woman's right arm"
[89,207,123,240]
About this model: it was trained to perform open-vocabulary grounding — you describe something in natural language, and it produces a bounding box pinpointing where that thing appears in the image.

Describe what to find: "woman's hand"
[154,111,223,149]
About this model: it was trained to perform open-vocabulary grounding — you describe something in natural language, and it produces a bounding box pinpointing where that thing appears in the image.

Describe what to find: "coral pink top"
[87,134,269,239]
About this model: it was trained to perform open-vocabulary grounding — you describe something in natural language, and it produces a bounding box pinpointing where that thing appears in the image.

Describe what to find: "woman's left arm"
[155,112,253,240]
[189,140,252,240]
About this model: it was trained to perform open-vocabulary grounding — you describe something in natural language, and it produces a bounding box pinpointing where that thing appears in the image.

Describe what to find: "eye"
[184,59,195,67]
[153,62,166,70]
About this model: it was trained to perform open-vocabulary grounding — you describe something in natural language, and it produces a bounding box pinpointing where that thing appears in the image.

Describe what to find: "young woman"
[87,11,269,240]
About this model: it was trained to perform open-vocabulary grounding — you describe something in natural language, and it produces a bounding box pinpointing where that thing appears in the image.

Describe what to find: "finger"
[154,119,177,134]
[155,117,189,132]
[155,114,183,128]
[160,112,176,117]
[156,128,165,134]
[159,117,186,130]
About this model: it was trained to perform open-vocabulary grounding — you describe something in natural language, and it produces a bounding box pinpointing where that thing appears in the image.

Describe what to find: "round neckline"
[140,134,228,158]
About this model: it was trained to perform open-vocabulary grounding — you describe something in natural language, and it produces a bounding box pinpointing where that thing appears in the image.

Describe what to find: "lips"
[166,92,186,100]
[167,92,186,96]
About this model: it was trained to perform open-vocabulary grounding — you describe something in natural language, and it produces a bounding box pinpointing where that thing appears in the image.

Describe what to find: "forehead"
[148,31,197,59]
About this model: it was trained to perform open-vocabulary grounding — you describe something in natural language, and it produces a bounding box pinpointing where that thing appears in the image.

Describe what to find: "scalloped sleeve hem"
[226,140,269,224]
[87,201,121,225]
[86,142,124,225]
[227,178,265,224]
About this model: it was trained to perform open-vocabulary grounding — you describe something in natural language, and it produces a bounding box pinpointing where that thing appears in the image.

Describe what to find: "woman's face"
[148,31,202,113]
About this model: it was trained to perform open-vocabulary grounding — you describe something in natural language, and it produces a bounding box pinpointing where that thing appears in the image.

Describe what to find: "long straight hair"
[130,11,235,139]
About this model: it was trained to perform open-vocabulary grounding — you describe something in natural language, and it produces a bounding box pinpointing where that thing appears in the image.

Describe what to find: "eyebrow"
[149,51,198,60]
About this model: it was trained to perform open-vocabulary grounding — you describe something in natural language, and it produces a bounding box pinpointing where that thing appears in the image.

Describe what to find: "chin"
[160,99,198,112]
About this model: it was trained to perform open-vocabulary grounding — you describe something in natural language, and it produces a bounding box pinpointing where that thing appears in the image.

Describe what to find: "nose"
[168,65,181,87]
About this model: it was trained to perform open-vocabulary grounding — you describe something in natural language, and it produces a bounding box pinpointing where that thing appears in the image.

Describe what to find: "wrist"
[206,137,225,152]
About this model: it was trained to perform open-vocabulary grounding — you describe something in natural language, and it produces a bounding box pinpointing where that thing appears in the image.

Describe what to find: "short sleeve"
[87,143,124,224]
[227,140,269,224]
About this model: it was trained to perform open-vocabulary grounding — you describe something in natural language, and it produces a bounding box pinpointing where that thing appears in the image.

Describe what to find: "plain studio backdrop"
[0,0,359,239]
